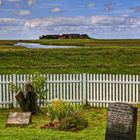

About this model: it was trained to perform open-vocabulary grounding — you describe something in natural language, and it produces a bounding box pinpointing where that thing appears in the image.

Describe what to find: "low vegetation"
[44,99,88,131]
[10,73,47,114]
[18,39,140,47]
[58,111,88,132]
[0,39,139,140]
[0,105,140,140]
[0,39,140,74]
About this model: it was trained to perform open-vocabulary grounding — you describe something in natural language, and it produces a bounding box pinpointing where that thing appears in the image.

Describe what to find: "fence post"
[13,74,17,107]
[83,73,87,105]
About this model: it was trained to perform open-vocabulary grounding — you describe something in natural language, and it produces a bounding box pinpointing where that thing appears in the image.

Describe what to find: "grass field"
[0,39,140,74]
[0,39,140,140]
[26,39,140,47]
[0,106,140,140]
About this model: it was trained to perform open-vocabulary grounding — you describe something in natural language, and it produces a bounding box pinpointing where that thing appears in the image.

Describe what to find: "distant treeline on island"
[39,34,91,39]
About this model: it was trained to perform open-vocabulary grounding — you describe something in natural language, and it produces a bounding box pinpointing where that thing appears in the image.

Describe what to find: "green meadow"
[0,39,140,74]
[0,39,140,140]
[0,106,140,140]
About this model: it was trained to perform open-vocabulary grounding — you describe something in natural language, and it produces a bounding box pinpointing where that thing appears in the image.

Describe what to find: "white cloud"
[24,16,90,29]
[87,3,96,8]
[0,16,140,39]
[91,16,127,25]
[50,7,62,13]
[27,0,35,6]
[8,0,21,2]
[0,18,24,34]
[8,0,35,7]
[0,18,22,24]
[14,10,31,16]
[0,0,3,6]
[22,16,140,36]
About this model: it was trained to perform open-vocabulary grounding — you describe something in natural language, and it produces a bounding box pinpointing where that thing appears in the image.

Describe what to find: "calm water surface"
[15,43,80,49]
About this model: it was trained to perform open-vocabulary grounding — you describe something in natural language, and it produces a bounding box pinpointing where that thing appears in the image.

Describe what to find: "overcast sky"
[0,0,140,39]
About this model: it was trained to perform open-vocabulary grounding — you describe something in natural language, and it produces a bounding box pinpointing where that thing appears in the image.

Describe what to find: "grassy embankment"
[0,106,140,140]
[0,39,140,74]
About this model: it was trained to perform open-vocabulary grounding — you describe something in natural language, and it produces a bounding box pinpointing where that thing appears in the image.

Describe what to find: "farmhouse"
[39,34,91,39]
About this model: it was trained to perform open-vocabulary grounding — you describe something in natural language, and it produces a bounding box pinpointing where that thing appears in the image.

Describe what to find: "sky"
[0,0,140,39]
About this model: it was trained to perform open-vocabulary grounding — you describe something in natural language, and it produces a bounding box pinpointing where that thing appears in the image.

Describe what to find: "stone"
[6,112,32,127]
[105,103,137,140]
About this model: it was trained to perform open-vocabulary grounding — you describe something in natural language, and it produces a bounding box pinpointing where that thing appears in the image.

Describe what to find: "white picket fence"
[0,74,140,108]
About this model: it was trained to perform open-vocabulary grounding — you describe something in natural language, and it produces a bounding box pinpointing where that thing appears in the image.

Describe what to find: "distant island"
[39,34,91,39]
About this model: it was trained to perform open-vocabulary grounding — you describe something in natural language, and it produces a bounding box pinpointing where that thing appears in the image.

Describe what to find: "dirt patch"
[41,121,60,129]
[127,64,140,68]
[81,64,112,68]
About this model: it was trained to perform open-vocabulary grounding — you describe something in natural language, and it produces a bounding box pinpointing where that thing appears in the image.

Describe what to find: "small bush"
[47,99,65,121]
[46,99,88,132]
[47,98,82,121]
[59,111,88,132]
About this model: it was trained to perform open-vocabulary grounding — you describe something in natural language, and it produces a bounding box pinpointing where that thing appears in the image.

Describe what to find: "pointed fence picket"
[0,74,139,108]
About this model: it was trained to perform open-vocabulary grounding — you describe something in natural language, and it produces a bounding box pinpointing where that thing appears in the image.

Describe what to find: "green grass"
[0,106,140,140]
[0,39,140,74]
[0,39,140,139]
[1,39,140,47]
[18,39,140,47]
[0,40,19,45]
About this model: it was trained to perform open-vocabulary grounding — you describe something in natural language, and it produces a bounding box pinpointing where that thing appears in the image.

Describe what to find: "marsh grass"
[0,39,140,74]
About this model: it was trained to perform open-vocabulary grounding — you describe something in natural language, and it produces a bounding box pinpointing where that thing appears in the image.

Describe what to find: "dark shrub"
[59,111,88,132]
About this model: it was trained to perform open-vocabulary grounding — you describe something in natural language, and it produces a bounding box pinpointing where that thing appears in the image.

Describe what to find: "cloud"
[8,0,35,6]
[27,0,35,6]
[14,10,31,16]
[87,2,96,8]
[0,18,24,34]
[23,16,140,33]
[8,0,21,2]
[0,0,3,6]
[0,16,140,39]
[131,5,140,13]
[0,18,22,25]
[104,1,115,12]
[23,16,90,29]
[50,7,62,13]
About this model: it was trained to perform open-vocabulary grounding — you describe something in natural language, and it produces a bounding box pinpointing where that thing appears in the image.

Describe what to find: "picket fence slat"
[0,73,139,108]
[0,75,2,108]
